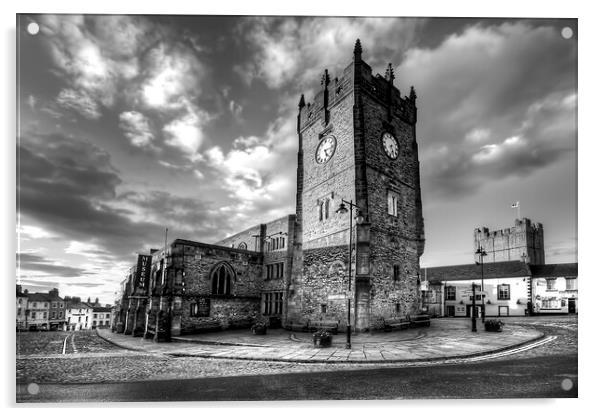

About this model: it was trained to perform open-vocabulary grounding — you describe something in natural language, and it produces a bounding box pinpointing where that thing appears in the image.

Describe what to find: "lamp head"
[336,202,348,214]
[355,210,364,224]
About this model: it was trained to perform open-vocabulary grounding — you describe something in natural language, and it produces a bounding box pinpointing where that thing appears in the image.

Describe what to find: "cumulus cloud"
[119,111,155,148]
[163,108,208,157]
[40,15,153,112]
[141,44,204,110]
[237,17,425,90]
[56,88,102,119]
[203,114,297,224]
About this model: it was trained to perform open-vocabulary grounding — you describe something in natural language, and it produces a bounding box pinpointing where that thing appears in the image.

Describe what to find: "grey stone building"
[115,40,425,340]
[474,218,545,265]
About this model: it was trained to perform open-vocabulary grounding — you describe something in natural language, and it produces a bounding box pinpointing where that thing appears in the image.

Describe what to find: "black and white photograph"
[12,4,585,406]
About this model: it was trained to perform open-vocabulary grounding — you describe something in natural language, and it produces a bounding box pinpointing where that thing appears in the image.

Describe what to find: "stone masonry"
[474,218,545,265]
[115,39,425,339]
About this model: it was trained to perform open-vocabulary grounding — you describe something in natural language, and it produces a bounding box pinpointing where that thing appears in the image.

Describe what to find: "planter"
[484,319,504,332]
[312,331,332,348]
[251,325,267,335]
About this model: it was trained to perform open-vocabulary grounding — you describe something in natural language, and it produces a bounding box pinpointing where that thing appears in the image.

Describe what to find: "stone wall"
[146,239,263,338]
[214,223,263,252]
[299,245,354,327]
[474,218,545,265]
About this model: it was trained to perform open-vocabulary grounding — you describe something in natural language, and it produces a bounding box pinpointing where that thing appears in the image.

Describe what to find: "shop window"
[445,286,456,301]
[497,284,510,300]
[566,278,577,290]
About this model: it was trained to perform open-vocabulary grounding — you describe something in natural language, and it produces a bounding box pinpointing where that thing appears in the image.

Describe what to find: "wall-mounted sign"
[135,254,152,290]
[197,298,211,317]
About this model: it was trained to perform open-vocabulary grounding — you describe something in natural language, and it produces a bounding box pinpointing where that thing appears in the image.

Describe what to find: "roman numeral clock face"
[382,132,399,159]
[315,135,337,164]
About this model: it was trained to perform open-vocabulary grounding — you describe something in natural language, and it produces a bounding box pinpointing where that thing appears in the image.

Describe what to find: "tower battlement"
[298,39,416,133]
[474,217,545,265]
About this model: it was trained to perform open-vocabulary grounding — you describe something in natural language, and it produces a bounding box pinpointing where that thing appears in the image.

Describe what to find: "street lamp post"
[336,199,362,350]
[475,245,487,323]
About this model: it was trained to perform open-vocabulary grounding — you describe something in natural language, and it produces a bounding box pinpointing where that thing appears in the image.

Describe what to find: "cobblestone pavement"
[16,316,575,384]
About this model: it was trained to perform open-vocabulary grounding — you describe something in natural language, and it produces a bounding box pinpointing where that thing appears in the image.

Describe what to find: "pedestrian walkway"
[97,318,544,364]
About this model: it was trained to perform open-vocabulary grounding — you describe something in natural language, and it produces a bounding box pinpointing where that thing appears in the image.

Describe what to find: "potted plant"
[312,329,332,348]
[484,319,505,332]
[251,320,267,335]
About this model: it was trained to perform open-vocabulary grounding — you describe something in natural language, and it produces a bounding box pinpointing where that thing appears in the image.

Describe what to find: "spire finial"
[298,94,306,109]
[321,69,331,87]
[354,39,362,59]
[385,63,395,83]
[409,85,417,101]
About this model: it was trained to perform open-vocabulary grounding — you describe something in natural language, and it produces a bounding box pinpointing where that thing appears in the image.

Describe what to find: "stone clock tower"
[288,39,425,331]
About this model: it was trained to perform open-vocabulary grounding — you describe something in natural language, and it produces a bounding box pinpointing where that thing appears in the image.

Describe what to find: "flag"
[511,201,520,208]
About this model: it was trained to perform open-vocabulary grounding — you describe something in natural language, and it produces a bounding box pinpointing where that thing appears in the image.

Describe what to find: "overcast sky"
[16,15,577,304]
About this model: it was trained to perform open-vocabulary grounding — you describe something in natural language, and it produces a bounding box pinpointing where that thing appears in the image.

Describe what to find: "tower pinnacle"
[354,39,362,60]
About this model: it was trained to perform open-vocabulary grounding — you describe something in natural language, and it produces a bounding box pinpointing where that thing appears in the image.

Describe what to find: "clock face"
[315,135,337,164]
[382,132,399,159]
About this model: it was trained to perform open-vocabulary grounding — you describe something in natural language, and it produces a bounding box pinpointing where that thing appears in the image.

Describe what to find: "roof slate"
[422,261,531,283]
[530,263,578,278]
[422,261,578,283]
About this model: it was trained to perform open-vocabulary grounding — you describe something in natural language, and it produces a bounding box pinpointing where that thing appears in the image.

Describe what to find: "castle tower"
[288,40,425,331]
[474,218,545,265]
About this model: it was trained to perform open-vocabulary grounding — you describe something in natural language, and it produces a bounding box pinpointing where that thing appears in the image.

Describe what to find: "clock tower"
[288,39,425,331]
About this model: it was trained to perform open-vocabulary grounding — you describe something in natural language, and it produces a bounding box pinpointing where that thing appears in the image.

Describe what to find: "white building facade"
[65,303,93,330]
[421,261,577,317]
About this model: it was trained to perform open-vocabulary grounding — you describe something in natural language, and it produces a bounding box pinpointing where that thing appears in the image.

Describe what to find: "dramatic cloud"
[17,253,92,278]
[397,22,577,198]
[162,105,210,158]
[18,15,577,301]
[56,88,102,119]
[40,15,153,110]
[118,111,155,148]
[204,114,297,224]
[238,17,425,90]
[141,44,204,110]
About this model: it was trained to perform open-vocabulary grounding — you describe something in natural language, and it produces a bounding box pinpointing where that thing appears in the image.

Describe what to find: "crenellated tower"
[474,218,545,265]
[288,39,425,331]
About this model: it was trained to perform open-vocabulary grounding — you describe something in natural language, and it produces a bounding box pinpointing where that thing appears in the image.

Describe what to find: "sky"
[16,15,577,305]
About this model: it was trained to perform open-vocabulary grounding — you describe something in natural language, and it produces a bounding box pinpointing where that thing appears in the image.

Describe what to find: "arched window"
[211,262,234,295]
[238,242,247,250]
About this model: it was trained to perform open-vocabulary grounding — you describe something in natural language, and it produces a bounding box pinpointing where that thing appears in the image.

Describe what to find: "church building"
[114,40,425,340]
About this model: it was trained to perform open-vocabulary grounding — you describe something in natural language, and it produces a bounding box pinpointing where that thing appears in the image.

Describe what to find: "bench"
[310,320,339,334]
[180,319,222,335]
[383,317,411,332]
[285,320,310,332]
[228,317,254,329]
[408,314,431,328]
